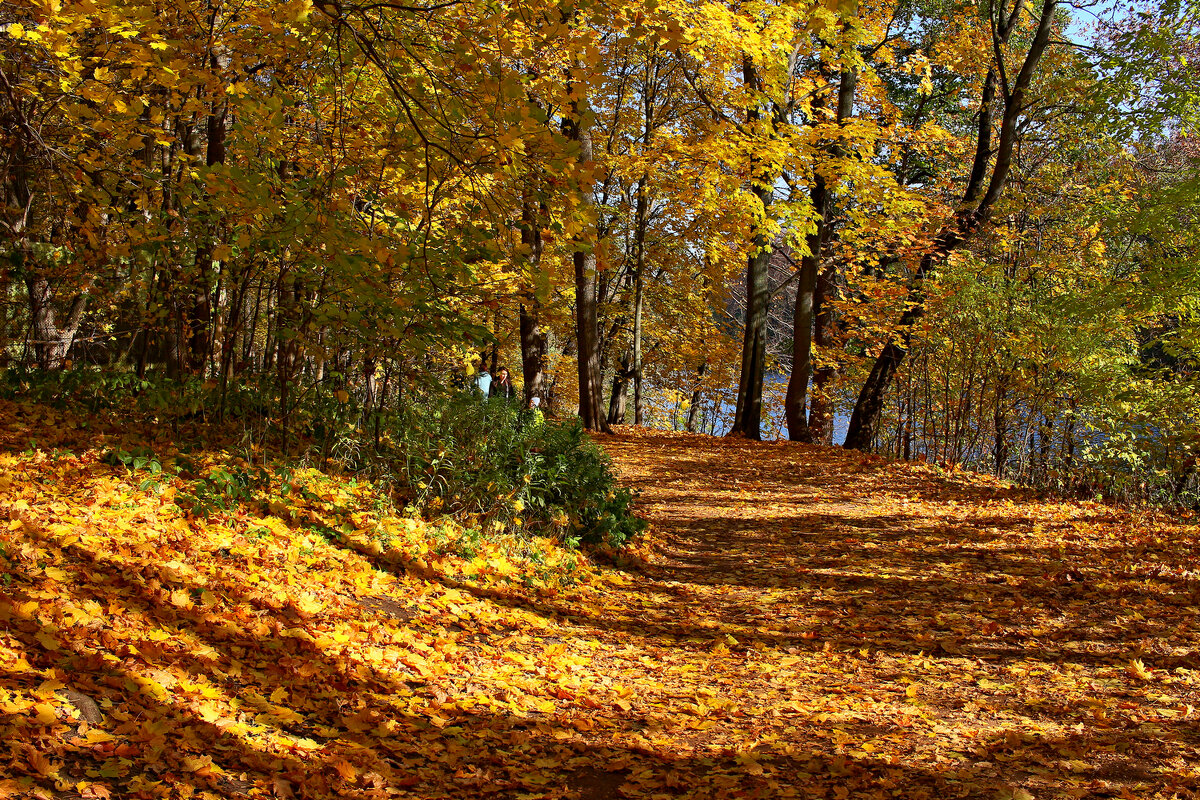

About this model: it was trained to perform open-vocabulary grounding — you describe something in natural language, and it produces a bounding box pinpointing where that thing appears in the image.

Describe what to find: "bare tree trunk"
[808,259,840,445]
[276,272,300,455]
[730,233,771,440]
[574,247,605,430]
[4,148,87,370]
[783,225,821,441]
[361,356,377,430]
[565,80,608,432]
[518,195,547,408]
[631,52,661,427]
[785,68,855,442]
[519,299,547,405]
[25,273,87,370]
[729,59,773,441]
[686,361,707,433]
[632,176,647,426]
[607,354,630,425]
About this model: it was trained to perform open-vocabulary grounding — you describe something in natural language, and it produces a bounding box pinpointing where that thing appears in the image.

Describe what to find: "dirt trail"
[581,428,1200,800]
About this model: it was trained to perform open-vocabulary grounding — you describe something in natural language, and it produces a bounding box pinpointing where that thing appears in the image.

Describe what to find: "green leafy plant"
[382,392,645,548]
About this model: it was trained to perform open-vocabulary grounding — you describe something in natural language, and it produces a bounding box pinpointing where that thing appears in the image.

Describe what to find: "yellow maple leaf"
[33,702,58,724]
[1128,659,1153,681]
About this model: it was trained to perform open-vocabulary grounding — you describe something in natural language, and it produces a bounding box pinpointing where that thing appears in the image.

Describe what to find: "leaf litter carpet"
[3,410,1200,799]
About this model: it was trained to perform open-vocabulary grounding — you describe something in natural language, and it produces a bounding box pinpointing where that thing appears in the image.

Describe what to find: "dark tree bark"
[519,299,547,406]
[783,187,824,441]
[729,59,773,441]
[489,311,500,376]
[686,361,707,433]
[607,354,631,425]
[189,54,229,377]
[518,196,547,409]
[276,272,301,455]
[807,259,840,444]
[565,86,608,432]
[574,247,605,430]
[784,68,855,441]
[731,230,771,440]
[25,273,87,370]
[632,177,647,427]
[1,142,87,371]
[844,0,1057,450]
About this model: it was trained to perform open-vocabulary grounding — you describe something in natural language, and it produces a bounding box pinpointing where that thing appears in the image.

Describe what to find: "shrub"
[384,392,645,548]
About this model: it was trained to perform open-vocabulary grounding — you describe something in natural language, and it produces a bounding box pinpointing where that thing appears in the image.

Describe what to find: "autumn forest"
[3,0,1200,796]
[0,0,1195,480]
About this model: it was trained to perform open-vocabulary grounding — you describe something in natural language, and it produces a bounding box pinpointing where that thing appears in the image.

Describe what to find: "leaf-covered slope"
[3,403,1200,799]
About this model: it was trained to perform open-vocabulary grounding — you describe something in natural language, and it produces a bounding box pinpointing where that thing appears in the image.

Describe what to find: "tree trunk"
[686,361,707,433]
[807,70,856,445]
[5,160,88,371]
[729,59,773,441]
[188,80,229,376]
[607,355,630,425]
[25,273,87,371]
[276,272,301,455]
[784,228,821,441]
[519,299,547,407]
[517,193,546,408]
[632,53,660,427]
[785,69,855,442]
[993,374,1010,476]
[565,86,608,432]
[808,259,840,445]
[730,235,771,440]
[574,249,605,430]
[632,174,648,427]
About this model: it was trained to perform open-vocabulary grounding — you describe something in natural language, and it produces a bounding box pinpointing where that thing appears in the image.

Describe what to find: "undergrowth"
[0,367,645,560]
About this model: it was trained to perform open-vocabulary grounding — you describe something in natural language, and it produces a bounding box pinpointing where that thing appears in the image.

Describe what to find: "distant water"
[716,374,851,445]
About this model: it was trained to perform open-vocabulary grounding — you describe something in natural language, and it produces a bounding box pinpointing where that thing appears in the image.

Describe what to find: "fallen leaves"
[2,405,1200,798]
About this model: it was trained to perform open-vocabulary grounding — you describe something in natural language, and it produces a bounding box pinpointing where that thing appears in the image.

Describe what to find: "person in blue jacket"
[474,364,492,400]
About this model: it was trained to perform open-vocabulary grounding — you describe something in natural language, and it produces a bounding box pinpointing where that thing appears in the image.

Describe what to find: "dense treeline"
[1,0,1198,500]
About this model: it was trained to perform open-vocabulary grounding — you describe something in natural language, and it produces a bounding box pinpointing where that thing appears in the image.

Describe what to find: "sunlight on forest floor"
[3,403,1200,799]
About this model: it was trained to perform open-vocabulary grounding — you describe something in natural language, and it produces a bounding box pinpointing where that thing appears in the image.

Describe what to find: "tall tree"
[729,57,776,440]
[564,24,608,431]
[784,66,857,441]
[844,0,1060,450]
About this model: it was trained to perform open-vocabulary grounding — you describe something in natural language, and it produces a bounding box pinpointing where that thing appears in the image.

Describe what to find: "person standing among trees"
[474,360,492,401]
[490,366,515,401]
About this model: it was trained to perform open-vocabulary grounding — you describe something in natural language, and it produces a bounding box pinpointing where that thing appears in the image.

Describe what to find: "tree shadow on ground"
[8,523,1151,800]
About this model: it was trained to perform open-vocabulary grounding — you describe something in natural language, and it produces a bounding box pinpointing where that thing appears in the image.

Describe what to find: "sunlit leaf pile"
[4,402,1200,798]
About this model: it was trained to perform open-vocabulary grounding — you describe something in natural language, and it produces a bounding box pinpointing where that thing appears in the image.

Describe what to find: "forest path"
[579,427,1200,800]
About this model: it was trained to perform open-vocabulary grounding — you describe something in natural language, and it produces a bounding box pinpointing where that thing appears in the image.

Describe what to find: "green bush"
[384,393,645,548]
